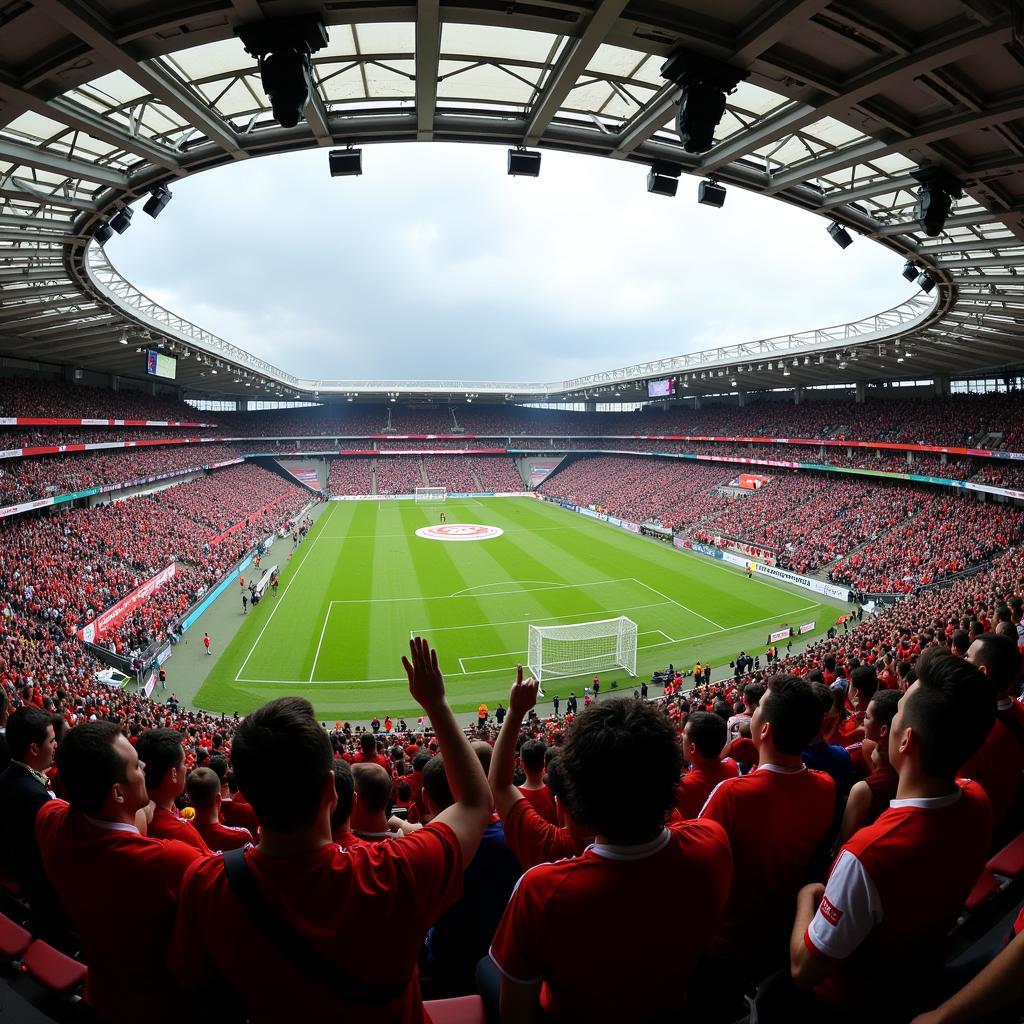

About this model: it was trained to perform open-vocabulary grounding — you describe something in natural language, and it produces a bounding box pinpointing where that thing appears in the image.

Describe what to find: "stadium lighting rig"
[143,186,173,219]
[827,221,853,249]
[918,271,937,294]
[236,15,328,129]
[660,49,749,153]
[911,167,963,237]
[902,260,920,282]
[109,206,133,234]
[698,179,727,207]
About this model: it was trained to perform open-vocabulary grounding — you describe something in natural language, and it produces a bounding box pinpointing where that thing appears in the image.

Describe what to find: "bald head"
[351,762,392,814]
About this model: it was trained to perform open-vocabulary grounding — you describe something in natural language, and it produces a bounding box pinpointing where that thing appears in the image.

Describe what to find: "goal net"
[415,487,446,502]
[528,616,638,683]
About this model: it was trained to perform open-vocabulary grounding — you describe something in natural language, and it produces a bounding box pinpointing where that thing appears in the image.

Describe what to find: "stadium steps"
[371,459,377,495]
[470,465,483,491]
[419,459,430,485]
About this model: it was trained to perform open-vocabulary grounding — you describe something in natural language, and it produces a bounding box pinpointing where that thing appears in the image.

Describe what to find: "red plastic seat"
[423,995,487,1024]
[0,913,31,960]
[965,871,999,911]
[986,833,1024,878]
[22,940,87,996]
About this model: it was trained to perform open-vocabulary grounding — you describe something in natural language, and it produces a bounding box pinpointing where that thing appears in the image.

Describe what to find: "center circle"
[415,524,504,542]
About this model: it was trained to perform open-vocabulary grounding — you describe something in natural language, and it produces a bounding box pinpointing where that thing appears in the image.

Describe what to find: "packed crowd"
[374,458,430,495]
[2,566,1024,1023]
[0,445,242,507]
[327,458,375,496]
[0,379,211,423]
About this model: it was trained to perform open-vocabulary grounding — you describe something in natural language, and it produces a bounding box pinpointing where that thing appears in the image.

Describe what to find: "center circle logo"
[415,524,504,542]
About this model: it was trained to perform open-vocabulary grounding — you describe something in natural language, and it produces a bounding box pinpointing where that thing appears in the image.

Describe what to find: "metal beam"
[0,306,103,329]
[0,138,126,188]
[303,83,333,146]
[39,0,247,160]
[700,19,1012,175]
[871,207,1024,238]
[0,179,99,214]
[0,80,182,174]
[524,0,630,146]
[731,0,831,65]
[415,0,440,141]
[611,84,679,158]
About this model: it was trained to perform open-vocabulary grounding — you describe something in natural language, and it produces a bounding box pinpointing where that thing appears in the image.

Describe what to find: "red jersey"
[960,697,1024,826]
[222,796,260,834]
[149,806,210,854]
[170,824,462,1024]
[675,759,739,820]
[35,800,203,1024]
[517,785,558,825]
[193,818,254,852]
[331,827,367,849]
[501,797,588,870]
[352,751,395,776]
[806,782,992,1016]
[490,820,732,1021]
[700,763,835,960]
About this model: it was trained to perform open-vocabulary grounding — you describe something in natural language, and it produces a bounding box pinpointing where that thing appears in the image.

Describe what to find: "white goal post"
[528,616,638,683]
[415,487,447,502]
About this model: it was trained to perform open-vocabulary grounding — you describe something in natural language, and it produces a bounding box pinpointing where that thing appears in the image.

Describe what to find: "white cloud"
[108,143,915,382]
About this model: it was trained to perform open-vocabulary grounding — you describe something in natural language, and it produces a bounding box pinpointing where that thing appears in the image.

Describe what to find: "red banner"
[0,418,216,427]
[78,563,177,643]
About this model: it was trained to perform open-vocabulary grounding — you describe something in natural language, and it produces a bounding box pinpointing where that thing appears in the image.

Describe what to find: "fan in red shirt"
[186,766,254,852]
[959,630,1024,831]
[676,711,739,819]
[352,733,395,776]
[35,721,204,1024]
[329,761,366,849]
[792,648,996,1021]
[516,738,558,825]
[697,673,835,1004]
[169,638,493,1024]
[136,727,210,854]
[488,676,732,1023]
[839,690,901,844]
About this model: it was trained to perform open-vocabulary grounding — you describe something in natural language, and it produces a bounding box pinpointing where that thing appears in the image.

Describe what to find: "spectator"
[169,638,492,1022]
[675,710,739,819]
[698,675,835,990]
[329,760,364,849]
[838,689,901,843]
[35,720,204,1024]
[186,766,254,852]
[516,738,558,824]
[349,763,403,841]
[802,682,854,802]
[0,706,63,937]
[137,727,210,854]
[726,682,763,742]
[790,648,996,1020]
[487,677,733,1023]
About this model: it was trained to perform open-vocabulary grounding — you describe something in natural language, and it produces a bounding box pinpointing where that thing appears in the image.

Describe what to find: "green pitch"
[196,497,847,720]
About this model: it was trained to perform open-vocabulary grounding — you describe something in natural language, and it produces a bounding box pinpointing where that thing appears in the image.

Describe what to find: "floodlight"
[109,206,133,234]
[94,221,114,245]
[911,167,963,237]
[827,221,852,249]
[917,271,937,293]
[236,15,328,129]
[902,260,920,281]
[329,149,363,176]
[508,149,541,177]
[661,50,748,153]
[698,180,726,207]
[143,186,172,219]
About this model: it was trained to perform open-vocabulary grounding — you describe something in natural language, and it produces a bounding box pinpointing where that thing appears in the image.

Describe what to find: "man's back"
[808,781,992,1015]
[960,698,1024,826]
[489,819,732,1021]
[35,800,202,1024]
[700,765,835,961]
[676,758,739,820]
[171,822,463,1023]
[149,806,210,853]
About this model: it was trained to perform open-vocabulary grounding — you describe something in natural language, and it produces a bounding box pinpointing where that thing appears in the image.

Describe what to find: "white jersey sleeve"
[805,850,883,960]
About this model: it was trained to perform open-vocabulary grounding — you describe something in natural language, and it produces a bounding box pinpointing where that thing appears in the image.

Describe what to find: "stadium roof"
[0,0,1022,402]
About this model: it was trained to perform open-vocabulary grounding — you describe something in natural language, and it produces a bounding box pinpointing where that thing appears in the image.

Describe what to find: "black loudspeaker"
[329,149,363,176]
[507,150,541,177]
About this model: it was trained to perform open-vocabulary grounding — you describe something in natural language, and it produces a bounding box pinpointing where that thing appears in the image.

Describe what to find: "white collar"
[890,788,963,811]
[590,829,670,861]
[83,814,140,834]
[755,762,806,775]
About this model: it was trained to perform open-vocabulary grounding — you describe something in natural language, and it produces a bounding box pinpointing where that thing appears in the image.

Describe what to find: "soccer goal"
[415,487,447,502]
[528,616,638,683]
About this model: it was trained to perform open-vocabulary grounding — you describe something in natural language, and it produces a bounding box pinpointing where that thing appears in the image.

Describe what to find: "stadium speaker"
[109,206,133,234]
[94,221,114,246]
[660,50,748,154]
[917,271,937,294]
[910,167,962,237]
[647,171,678,197]
[236,15,328,129]
[329,149,363,176]
[143,186,172,219]
[698,180,726,207]
[508,149,541,177]
[827,221,853,249]
[901,260,919,282]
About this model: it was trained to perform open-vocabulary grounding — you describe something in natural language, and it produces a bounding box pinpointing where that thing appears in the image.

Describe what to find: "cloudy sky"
[109,144,915,384]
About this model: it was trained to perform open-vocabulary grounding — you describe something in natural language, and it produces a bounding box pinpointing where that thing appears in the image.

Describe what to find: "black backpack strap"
[996,707,1024,753]
[222,848,409,1006]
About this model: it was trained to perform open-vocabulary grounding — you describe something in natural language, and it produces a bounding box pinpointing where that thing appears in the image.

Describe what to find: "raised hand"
[508,665,540,719]
[402,636,446,713]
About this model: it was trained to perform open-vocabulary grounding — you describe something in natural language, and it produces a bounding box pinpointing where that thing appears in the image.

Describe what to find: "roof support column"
[934,375,950,397]
[855,382,865,404]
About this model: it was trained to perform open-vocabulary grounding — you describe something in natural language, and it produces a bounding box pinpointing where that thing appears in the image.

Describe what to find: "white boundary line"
[410,600,671,636]
[309,604,333,682]
[239,602,821,686]
[629,577,725,630]
[234,501,337,681]
[323,577,642,604]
